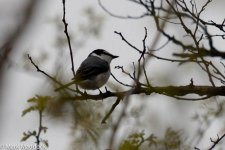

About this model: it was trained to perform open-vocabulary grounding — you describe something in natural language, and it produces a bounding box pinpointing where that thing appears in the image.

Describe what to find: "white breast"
[78,71,111,90]
[95,70,111,87]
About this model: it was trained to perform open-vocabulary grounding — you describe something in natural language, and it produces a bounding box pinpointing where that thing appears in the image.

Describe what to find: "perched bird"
[55,49,118,91]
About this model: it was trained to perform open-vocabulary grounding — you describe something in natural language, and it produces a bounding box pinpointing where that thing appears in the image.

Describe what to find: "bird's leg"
[75,85,88,100]
[104,86,111,95]
[105,86,109,93]
[75,84,83,95]
[98,88,103,95]
[83,90,88,95]
[79,89,88,101]
[98,88,104,101]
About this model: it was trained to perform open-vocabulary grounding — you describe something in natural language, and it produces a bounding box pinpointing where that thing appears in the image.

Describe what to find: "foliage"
[21,96,50,149]
[119,131,156,150]
[22,96,50,117]
[118,128,192,150]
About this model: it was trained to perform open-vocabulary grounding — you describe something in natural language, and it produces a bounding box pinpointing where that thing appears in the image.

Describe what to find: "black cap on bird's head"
[89,49,119,62]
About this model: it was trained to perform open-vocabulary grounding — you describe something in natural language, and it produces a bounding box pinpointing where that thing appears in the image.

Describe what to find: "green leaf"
[22,95,51,116]
[42,126,48,133]
[146,134,157,147]
[22,106,38,116]
[119,131,146,150]
[42,139,49,147]
[164,128,181,149]
[20,131,36,142]
[27,97,38,103]
[36,95,50,111]
[119,141,139,150]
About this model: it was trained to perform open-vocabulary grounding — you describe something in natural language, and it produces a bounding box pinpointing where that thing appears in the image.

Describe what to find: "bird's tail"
[55,80,76,91]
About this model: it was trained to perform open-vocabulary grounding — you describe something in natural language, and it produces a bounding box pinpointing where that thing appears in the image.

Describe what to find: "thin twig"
[36,110,42,150]
[101,98,121,124]
[142,58,151,87]
[138,27,148,61]
[111,73,133,87]
[169,95,211,101]
[28,54,78,92]
[114,31,142,53]
[114,65,136,81]
[62,0,76,77]
[208,133,225,150]
[98,0,149,19]
[27,54,62,85]
[108,89,134,149]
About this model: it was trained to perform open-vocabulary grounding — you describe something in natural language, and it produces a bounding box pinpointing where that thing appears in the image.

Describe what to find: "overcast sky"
[1,0,225,150]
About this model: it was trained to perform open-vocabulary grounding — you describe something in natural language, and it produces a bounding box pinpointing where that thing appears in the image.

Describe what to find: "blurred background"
[0,0,225,150]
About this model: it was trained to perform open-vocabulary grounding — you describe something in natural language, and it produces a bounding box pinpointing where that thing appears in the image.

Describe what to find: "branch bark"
[61,85,225,101]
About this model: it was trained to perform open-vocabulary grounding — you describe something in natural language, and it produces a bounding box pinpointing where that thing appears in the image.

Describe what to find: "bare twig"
[62,0,76,77]
[138,27,151,86]
[28,54,62,86]
[98,0,149,19]
[114,31,141,53]
[114,65,136,81]
[36,110,43,150]
[108,88,134,149]
[208,133,225,150]
[138,27,148,62]
[111,73,133,87]
[101,98,121,124]
[28,54,79,93]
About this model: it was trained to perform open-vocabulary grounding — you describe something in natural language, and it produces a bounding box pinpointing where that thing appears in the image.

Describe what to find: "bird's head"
[89,49,119,63]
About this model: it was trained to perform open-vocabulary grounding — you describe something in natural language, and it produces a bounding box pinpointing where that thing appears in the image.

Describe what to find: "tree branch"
[209,133,225,150]
[60,85,225,101]
[101,98,121,124]
[27,54,62,86]
[62,0,76,77]
[36,110,43,150]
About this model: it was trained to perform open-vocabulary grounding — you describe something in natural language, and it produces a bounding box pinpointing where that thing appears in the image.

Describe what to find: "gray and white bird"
[55,49,118,91]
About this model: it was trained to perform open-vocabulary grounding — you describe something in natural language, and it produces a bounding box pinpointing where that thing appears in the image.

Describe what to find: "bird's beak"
[112,55,119,59]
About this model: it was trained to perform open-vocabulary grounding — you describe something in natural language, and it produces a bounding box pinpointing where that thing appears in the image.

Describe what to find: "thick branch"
[61,85,225,101]
[0,1,38,73]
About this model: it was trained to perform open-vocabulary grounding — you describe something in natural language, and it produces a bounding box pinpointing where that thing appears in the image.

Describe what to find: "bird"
[55,49,118,91]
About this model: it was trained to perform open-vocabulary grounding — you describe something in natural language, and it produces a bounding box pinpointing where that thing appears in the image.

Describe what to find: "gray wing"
[74,56,109,81]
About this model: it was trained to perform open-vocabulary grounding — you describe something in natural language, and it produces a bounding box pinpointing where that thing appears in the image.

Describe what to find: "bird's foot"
[75,85,83,95]
[98,88,103,95]
[98,89,104,100]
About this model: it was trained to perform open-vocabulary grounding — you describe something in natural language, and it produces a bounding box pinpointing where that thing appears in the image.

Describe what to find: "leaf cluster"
[21,95,50,148]
[22,95,50,117]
